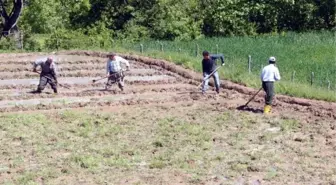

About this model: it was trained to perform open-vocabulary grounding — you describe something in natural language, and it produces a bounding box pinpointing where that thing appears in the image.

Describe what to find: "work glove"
[33,68,37,73]
[222,63,225,66]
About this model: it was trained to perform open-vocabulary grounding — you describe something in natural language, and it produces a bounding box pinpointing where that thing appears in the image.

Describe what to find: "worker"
[105,52,130,91]
[32,56,58,93]
[201,50,225,94]
[260,56,281,113]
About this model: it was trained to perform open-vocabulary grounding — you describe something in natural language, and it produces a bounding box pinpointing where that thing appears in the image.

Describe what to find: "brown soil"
[0,50,334,122]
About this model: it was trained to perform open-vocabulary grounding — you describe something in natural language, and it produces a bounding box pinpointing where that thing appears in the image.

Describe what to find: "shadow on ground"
[236,105,263,114]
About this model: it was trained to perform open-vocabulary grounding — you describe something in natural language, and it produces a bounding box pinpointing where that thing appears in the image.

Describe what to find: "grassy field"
[120,31,336,87]
[1,103,335,185]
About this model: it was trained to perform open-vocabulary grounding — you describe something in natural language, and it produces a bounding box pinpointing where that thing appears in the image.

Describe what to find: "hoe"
[237,87,263,109]
[34,71,71,89]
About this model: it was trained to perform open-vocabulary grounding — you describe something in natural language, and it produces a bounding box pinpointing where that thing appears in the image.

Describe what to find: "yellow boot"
[264,105,271,114]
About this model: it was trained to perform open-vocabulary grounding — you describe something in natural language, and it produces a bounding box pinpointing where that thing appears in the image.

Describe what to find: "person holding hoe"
[260,56,281,114]
[201,50,225,95]
[32,56,58,94]
[105,52,130,91]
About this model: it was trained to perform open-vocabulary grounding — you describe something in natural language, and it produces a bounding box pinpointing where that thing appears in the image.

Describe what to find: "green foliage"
[0,0,334,46]
[149,0,203,40]
[13,0,336,41]
[19,0,65,33]
[44,27,113,50]
[201,0,257,36]
[0,37,17,50]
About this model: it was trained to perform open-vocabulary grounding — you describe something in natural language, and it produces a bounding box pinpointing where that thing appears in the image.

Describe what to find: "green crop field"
[118,31,335,89]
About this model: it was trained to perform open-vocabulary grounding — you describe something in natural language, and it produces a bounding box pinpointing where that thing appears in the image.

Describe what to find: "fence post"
[140,44,143,53]
[248,55,252,74]
[20,31,24,50]
[311,72,314,86]
[216,44,219,54]
[327,80,331,90]
[196,44,199,57]
[56,37,59,51]
[291,71,296,82]
[160,43,163,52]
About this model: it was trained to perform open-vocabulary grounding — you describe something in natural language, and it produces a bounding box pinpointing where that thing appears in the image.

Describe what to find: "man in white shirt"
[105,52,130,91]
[260,56,281,114]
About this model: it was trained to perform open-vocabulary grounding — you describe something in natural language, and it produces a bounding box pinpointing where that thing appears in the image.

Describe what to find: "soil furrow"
[0,62,147,72]
[0,79,183,90]
[0,69,169,79]
[0,92,193,113]
[0,58,148,67]
[0,75,176,86]
[0,83,196,100]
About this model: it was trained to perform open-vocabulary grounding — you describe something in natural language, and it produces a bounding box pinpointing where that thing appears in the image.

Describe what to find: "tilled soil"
[0,51,335,122]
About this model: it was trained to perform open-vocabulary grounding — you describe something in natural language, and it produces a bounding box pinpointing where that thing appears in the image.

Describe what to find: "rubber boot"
[264,105,271,114]
[53,89,58,94]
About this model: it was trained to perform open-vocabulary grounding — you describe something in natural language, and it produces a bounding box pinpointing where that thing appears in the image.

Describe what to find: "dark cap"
[202,50,209,56]
[107,52,116,57]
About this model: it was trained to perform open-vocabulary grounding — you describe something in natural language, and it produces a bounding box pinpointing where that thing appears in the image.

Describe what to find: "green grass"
[0,103,335,184]
[119,31,336,88]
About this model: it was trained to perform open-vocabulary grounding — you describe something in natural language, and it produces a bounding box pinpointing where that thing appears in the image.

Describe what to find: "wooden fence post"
[248,55,252,74]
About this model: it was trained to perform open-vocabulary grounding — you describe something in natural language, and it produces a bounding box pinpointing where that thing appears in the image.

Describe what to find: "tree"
[0,0,23,39]
[201,0,256,36]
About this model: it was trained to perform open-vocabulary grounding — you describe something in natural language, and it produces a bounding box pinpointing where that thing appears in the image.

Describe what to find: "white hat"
[269,56,276,62]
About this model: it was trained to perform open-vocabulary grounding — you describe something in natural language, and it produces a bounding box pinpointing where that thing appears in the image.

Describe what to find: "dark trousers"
[106,71,124,90]
[38,74,57,93]
[262,81,274,105]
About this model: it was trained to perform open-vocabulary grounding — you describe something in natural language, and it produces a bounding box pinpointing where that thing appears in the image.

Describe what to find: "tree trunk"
[0,0,23,39]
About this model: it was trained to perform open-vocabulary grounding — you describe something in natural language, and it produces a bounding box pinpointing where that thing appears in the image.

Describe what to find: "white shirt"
[261,64,281,82]
[106,56,130,73]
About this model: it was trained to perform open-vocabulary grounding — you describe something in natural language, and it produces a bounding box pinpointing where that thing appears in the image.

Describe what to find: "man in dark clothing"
[201,50,225,94]
[32,56,58,93]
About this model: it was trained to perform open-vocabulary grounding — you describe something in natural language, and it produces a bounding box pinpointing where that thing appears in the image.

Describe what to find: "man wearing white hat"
[260,56,281,113]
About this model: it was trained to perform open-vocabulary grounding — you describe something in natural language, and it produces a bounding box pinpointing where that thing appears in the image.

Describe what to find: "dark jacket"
[202,54,225,74]
[33,59,58,80]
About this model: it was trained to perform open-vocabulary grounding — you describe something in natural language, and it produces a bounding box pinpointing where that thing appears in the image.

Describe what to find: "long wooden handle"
[34,71,71,89]
[197,65,222,88]
[244,87,263,106]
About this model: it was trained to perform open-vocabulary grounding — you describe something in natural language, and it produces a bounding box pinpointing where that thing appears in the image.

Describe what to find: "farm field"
[111,32,336,101]
[0,51,335,185]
